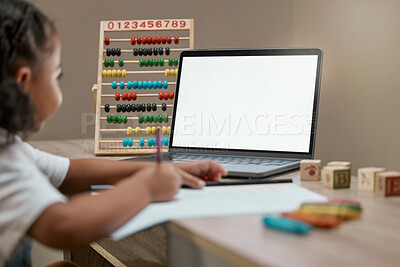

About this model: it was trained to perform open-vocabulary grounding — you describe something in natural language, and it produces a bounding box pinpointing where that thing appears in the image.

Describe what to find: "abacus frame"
[94,19,194,155]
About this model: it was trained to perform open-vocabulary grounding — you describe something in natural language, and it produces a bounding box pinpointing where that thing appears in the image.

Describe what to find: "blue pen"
[263,215,312,235]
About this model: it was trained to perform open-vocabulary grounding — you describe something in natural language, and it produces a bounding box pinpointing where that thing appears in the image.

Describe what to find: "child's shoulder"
[0,136,37,173]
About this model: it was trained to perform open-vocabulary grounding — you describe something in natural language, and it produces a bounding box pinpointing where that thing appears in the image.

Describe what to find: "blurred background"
[28,0,400,265]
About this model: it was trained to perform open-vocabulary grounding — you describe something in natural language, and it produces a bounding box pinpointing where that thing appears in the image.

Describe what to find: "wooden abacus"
[94,19,194,155]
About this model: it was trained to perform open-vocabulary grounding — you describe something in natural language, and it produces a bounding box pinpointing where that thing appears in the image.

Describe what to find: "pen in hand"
[156,128,162,163]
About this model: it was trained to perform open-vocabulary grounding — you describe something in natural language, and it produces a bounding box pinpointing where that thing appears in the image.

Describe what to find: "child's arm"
[59,159,227,195]
[28,163,182,249]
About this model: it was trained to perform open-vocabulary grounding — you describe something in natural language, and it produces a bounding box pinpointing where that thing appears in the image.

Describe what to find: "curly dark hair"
[0,0,56,145]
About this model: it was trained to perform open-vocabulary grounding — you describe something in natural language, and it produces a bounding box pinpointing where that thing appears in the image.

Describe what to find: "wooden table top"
[29,139,400,267]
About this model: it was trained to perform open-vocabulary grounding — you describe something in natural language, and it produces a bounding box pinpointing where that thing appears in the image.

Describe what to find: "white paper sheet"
[111,183,326,240]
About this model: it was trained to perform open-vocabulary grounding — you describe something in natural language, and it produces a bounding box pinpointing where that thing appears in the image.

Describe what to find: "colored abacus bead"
[169,92,175,99]
[107,115,112,123]
[174,36,179,44]
[164,138,168,146]
[143,81,148,89]
[110,59,114,67]
[116,104,121,112]
[128,138,134,147]
[163,92,169,100]
[152,36,157,44]
[163,81,168,89]
[112,81,117,89]
[121,104,126,112]
[148,138,153,147]
[159,47,164,55]
[117,116,122,124]
[106,48,111,56]
[122,69,127,78]
[112,115,117,124]
[168,58,173,66]
[120,81,125,89]
[126,104,131,112]
[138,81,143,89]
[138,48,143,56]
[139,138,145,147]
[164,115,169,122]
[105,104,110,112]
[111,69,117,78]
[104,37,110,45]
[149,59,154,67]
[133,81,138,89]
[132,92,137,100]
[144,115,148,123]
[122,116,127,124]
[138,115,143,124]
[166,47,170,55]
[127,93,132,101]
[130,37,136,45]
[152,103,157,111]
[146,103,151,112]
[122,92,127,101]
[116,48,121,56]
[147,48,152,56]
[104,59,109,67]
[165,69,171,77]
[162,103,167,111]
[167,36,172,44]
[159,92,163,100]
[135,126,141,135]
[116,69,122,78]
[149,115,154,123]
[133,48,138,56]
[137,37,142,44]
[127,81,132,89]
[106,70,112,78]
[122,138,128,147]
[162,36,167,44]
[146,127,151,135]
[157,36,161,44]
[143,48,148,56]
[115,93,120,101]
[174,58,179,66]
[158,115,163,122]
[111,48,116,56]
[131,104,136,112]
[144,59,149,67]
[148,81,153,89]
[119,59,124,67]
[147,36,152,44]
[102,70,107,78]
[160,58,164,66]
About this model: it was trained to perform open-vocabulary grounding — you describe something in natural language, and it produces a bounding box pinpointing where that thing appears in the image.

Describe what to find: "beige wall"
[30,0,400,173]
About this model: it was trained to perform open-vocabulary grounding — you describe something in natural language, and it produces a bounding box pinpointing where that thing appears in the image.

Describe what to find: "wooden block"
[300,159,322,181]
[322,166,351,189]
[375,171,400,197]
[357,167,386,192]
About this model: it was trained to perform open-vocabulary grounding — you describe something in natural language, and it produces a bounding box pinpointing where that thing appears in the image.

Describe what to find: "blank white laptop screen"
[172,54,319,153]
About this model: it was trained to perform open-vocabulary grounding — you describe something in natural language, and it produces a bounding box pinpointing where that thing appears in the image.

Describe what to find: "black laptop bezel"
[169,48,323,159]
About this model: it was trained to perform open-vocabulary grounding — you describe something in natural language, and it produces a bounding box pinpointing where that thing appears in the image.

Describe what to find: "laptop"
[128,48,323,178]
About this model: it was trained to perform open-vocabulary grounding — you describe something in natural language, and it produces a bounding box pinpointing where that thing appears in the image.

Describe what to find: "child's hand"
[175,160,228,183]
[136,163,183,202]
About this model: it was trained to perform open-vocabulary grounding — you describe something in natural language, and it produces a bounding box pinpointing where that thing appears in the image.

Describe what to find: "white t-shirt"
[0,135,69,264]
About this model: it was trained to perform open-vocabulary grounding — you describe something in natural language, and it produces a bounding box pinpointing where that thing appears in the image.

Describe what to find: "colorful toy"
[375,171,400,197]
[93,19,194,155]
[357,167,386,192]
[300,159,321,181]
[297,202,362,220]
[322,166,351,189]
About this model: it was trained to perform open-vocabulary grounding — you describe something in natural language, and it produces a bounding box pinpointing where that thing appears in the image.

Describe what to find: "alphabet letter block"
[322,166,351,189]
[375,171,400,197]
[300,159,322,181]
[357,167,386,192]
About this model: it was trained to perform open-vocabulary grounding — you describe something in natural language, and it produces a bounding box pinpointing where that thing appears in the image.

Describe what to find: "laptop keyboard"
[167,154,296,166]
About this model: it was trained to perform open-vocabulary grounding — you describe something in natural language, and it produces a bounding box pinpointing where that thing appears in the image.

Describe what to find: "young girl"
[0,0,227,266]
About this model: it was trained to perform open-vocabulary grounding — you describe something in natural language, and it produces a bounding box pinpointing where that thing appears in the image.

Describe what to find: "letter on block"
[357,167,386,192]
[375,171,400,197]
[322,166,351,189]
[300,159,322,181]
